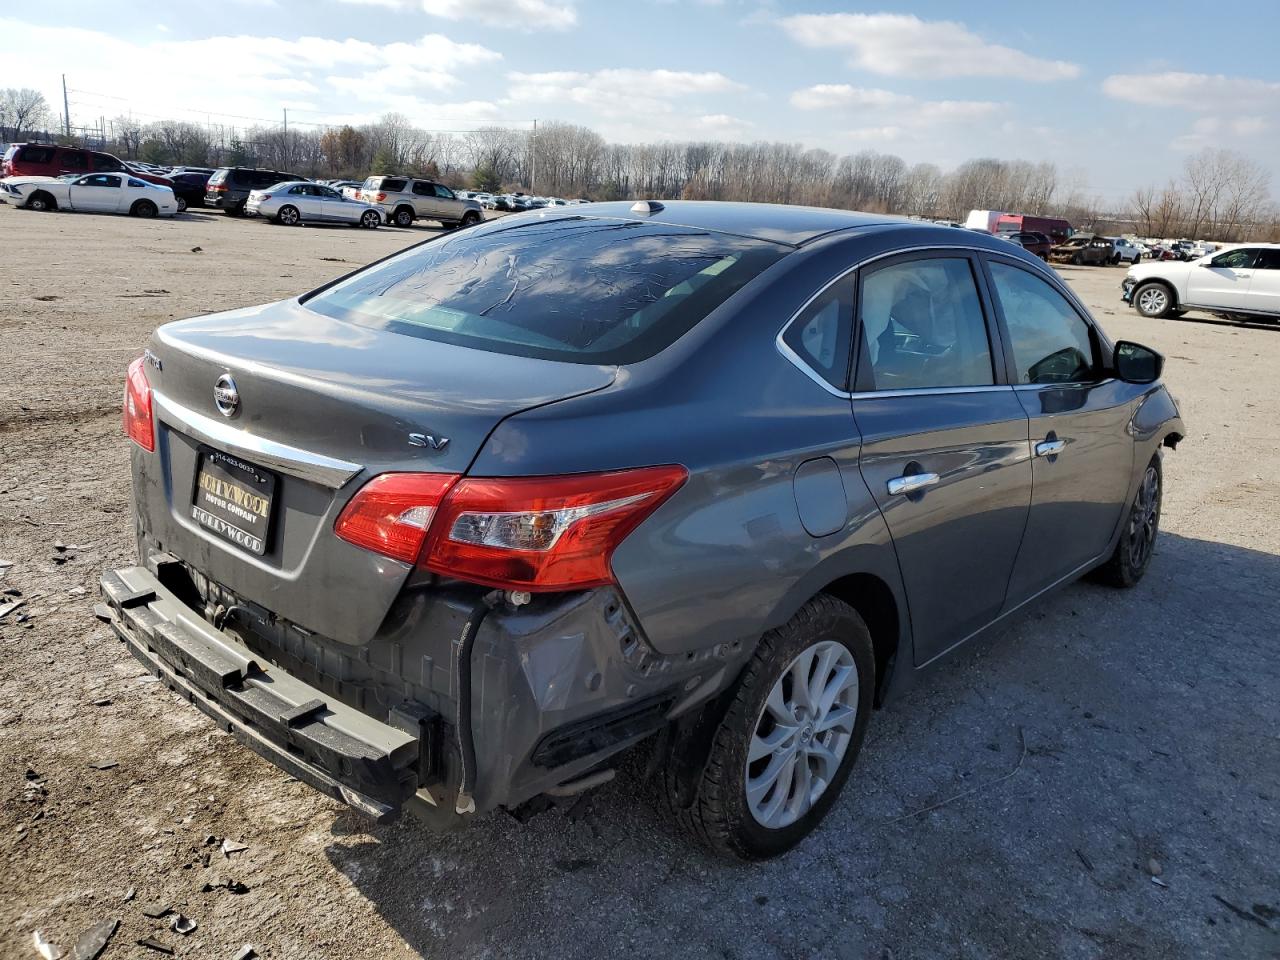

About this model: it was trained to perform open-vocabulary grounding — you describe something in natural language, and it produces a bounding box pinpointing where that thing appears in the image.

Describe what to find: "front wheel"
[665,595,874,860]
[359,209,380,229]
[175,196,187,213]
[1134,282,1175,318]
[1093,456,1161,588]
[276,204,300,226]
[132,199,157,218]
[25,192,55,212]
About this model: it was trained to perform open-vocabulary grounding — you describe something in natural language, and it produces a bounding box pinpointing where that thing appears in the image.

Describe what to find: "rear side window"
[304,218,788,364]
[412,181,433,196]
[782,281,853,389]
[380,178,408,193]
[855,258,994,391]
[1255,249,1280,270]
[988,261,1097,385]
[253,171,284,187]
[230,170,253,185]
[61,150,89,171]
[18,145,54,164]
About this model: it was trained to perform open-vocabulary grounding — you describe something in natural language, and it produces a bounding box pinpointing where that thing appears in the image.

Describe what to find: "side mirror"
[1114,340,1163,384]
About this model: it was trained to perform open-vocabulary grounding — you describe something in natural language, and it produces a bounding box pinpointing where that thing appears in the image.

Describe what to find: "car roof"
[556,200,906,247]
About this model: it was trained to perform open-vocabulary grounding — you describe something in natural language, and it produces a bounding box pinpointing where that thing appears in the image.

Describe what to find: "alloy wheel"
[1138,287,1168,315]
[280,206,299,225]
[1127,464,1160,570]
[745,639,858,829]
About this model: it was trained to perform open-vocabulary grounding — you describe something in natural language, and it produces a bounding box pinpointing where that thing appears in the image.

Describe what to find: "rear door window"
[412,181,434,196]
[304,217,788,364]
[854,257,995,391]
[988,261,1098,385]
[782,281,853,390]
[19,145,55,164]
[61,150,89,172]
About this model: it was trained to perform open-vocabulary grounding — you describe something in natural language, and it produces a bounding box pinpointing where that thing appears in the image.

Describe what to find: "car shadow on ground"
[322,532,1280,960]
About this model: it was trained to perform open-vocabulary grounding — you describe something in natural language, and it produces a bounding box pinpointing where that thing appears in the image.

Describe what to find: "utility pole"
[530,118,537,192]
[62,74,71,139]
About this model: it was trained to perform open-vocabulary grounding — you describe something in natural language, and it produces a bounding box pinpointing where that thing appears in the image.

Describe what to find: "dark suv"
[206,167,306,215]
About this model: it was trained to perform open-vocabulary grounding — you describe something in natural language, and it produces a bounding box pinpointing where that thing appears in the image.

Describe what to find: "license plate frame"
[191,448,277,556]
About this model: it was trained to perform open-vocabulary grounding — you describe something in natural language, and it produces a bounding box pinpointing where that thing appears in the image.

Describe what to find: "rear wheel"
[359,209,380,229]
[393,206,414,228]
[1093,456,1161,588]
[276,204,300,226]
[664,595,874,860]
[460,210,481,228]
[132,199,157,218]
[1134,282,1175,318]
[175,196,187,213]
[25,191,56,212]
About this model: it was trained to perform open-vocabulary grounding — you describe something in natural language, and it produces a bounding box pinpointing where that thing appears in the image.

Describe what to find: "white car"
[245,181,382,228]
[1110,238,1143,265]
[1,173,178,217]
[1122,243,1280,323]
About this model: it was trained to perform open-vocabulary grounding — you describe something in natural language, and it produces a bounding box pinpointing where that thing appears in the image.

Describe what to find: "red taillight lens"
[376,192,387,202]
[334,472,460,564]
[335,466,688,590]
[424,466,687,591]
[210,183,227,192]
[259,193,271,200]
[123,356,154,452]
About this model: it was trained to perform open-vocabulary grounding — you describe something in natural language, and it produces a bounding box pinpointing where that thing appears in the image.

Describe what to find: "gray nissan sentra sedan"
[102,201,1184,860]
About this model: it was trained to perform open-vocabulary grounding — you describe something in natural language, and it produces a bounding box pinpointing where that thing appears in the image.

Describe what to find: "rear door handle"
[886,473,939,496]
[1035,439,1067,457]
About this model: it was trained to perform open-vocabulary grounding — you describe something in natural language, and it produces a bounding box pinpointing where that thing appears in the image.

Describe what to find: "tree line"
[4,87,1275,241]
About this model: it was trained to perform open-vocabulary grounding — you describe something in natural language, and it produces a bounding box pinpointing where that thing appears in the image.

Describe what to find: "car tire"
[176,196,187,213]
[1092,455,1161,588]
[663,594,875,861]
[460,211,481,228]
[1071,253,1083,265]
[1133,282,1175,319]
[25,191,56,212]
[393,207,414,228]
[132,199,157,218]
[359,210,380,229]
[276,205,300,226]
[223,204,244,217]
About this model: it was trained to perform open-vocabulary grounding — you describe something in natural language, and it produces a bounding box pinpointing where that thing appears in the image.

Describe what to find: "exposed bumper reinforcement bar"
[98,565,418,822]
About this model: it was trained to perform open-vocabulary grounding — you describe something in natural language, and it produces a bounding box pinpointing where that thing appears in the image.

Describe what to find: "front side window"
[855,257,994,391]
[783,281,853,390]
[1210,248,1257,270]
[80,174,120,188]
[412,181,434,196]
[305,217,787,364]
[318,186,341,199]
[434,184,455,199]
[989,261,1097,385]
[62,151,89,171]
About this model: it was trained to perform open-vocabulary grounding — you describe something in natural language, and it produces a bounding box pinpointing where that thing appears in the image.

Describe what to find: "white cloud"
[790,84,1000,125]
[779,13,1079,82]
[1102,72,1280,112]
[419,0,577,30]
[507,68,743,116]
[789,85,911,111]
[0,19,501,130]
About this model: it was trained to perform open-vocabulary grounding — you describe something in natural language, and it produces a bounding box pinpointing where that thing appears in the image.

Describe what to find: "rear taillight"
[209,183,227,192]
[376,192,387,202]
[123,356,154,452]
[335,466,687,591]
[259,194,271,200]
[334,472,460,564]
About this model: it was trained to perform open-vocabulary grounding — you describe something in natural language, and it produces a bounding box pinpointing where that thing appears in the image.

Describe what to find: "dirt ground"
[1,206,1277,960]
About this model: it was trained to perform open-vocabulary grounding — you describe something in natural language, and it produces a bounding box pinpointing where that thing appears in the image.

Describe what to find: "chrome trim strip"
[855,385,1014,400]
[152,390,363,489]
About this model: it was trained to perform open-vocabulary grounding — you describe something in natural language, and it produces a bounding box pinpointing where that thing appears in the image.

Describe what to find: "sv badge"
[408,433,449,451]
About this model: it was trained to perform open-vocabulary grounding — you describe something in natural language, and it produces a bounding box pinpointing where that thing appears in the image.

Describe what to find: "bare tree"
[0,88,50,140]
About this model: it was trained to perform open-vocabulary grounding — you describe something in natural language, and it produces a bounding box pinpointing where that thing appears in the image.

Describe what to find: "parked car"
[1,143,173,188]
[1109,238,1143,265]
[167,172,210,212]
[1048,235,1114,266]
[2,172,177,217]
[994,214,1072,244]
[486,195,513,211]
[245,181,383,228]
[102,202,1182,860]
[358,175,484,228]
[206,167,306,216]
[1000,231,1052,260]
[1122,243,1280,323]
[168,166,216,178]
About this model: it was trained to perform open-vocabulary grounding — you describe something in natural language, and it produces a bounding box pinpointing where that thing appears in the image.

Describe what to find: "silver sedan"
[246,181,382,228]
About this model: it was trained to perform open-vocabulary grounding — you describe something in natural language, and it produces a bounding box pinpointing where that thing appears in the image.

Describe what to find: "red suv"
[2,143,172,188]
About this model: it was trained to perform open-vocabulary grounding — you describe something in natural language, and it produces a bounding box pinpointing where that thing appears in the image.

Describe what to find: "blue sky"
[3,1,1277,202]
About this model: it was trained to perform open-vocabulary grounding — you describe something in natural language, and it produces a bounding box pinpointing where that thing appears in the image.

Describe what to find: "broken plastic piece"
[136,938,174,955]
[33,929,62,960]
[220,838,248,857]
[69,918,118,960]
[141,903,171,919]
[170,914,197,935]
[233,946,258,960]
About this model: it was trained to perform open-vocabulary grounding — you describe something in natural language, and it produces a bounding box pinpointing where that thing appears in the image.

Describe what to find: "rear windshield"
[304,216,788,364]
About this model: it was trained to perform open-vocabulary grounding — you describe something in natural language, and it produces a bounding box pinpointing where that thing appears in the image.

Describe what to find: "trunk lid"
[137,298,615,644]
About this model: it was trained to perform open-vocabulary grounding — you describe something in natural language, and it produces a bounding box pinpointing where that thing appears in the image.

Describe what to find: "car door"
[282,183,318,219]
[58,149,90,177]
[68,173,123,212]
[851,252,1033,666]
[1247,248,1280,316]
[1186,247,1259,310]
[411,180,438,218]
[984,256,1138,603]
[434,183,462,220]
[316,185,354,222]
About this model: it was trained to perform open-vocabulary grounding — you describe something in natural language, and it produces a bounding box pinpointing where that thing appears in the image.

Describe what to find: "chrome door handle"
[1035,439,1067,457]
[886,472,939,496]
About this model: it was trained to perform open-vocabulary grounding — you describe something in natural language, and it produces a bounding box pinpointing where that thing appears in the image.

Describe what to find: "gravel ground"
[1,207,1277,960]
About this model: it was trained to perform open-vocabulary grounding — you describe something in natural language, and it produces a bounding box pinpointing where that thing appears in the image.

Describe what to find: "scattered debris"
[53,542,67,552]
[221,838,249,857]
[232,946,258,960]
[1148,858,1163,877]
[0,558,13,569]
[92,698,111,707]
[1212,894,1272,929]
[3,586,21,596]
[170,914,198,935]
[88,759,118,771]
[319,257,347,262]
[124,887,136,903]
[1075,849,1094,872]
[32,929,62,959]
[141,903,172,919]
[0,598,26,620]
[202,877,250,894]
[68,918,118,960]
[68,586,86,597]
[143,289,170,295]
[33,294,60,302]
[1151,876,1169,888]
[190,246,203,253]
[136,937,174,955]
[890,726,1029,823]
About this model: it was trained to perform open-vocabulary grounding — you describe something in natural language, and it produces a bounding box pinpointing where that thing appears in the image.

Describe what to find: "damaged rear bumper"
[98,565,419,821]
